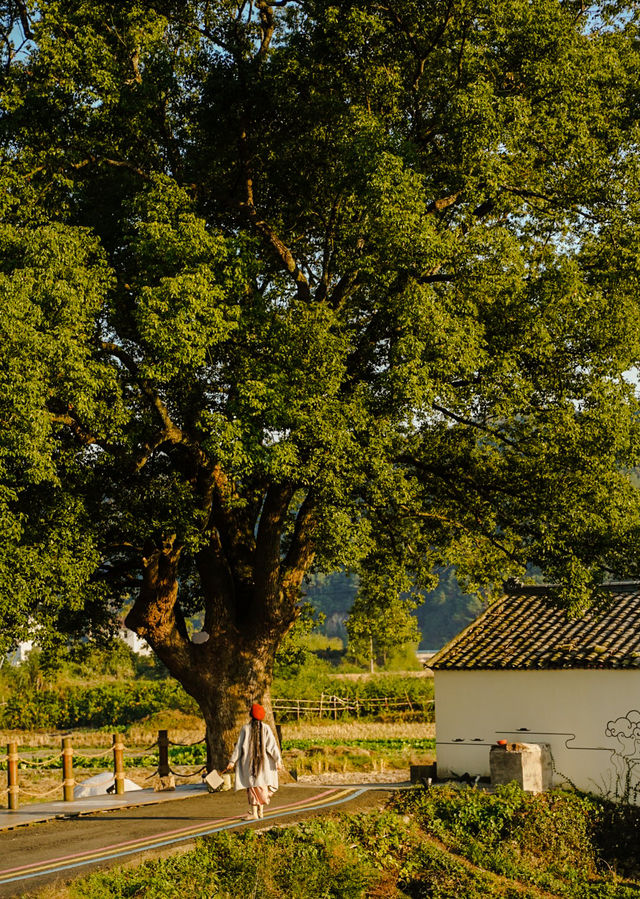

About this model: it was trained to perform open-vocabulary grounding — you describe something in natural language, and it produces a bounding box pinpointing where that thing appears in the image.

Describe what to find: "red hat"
[251,703,266,720]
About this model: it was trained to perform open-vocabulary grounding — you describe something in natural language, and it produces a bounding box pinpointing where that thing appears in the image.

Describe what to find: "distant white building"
[3,628,152,667]
[431,582,640,801]
[119,627,152,656]
[5,640,34,666]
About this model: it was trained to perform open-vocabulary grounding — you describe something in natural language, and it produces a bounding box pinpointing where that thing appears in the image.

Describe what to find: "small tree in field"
[2,1,640,766]
[347,594,420,672]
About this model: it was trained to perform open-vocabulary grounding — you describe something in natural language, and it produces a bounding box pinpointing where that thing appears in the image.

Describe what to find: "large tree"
[2,0,640,765]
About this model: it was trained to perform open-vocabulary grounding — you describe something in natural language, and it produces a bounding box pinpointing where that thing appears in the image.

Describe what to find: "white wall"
[119,628,152,656]
[435,669,640,800]
[5,641,34,666]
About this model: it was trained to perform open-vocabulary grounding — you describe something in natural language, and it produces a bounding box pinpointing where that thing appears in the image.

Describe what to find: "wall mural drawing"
[605,710,640,803]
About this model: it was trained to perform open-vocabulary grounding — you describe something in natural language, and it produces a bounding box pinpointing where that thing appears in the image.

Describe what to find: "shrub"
[69,818,379,898]
[1,680,198,729]
[271,671,434,721]
[394,785,601,891]
[46,792,640,898]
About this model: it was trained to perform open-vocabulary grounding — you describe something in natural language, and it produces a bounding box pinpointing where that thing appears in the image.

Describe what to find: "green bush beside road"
[51,785,640,898]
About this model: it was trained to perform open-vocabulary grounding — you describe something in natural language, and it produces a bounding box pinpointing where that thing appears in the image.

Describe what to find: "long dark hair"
[250,718,264,778]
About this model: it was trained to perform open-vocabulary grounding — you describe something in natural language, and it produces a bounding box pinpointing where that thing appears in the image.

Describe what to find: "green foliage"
[0,680,197,730]
[2,0,640,713]
[347,591,421,669]
[273,603,319,678]
[415,568,485,649]
[282,738,436,753]
[393,784,612,896]
[384,643,423,672]
[304,571,359,643]
[0,663,433,729]
[300,566,483,654]
[271,672,434,721]
[69,820,378,899]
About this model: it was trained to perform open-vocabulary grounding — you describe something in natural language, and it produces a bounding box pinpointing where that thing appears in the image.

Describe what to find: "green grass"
[32,785,640,898]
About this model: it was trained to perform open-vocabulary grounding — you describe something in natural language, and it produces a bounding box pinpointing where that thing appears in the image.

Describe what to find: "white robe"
[229,721,281,791]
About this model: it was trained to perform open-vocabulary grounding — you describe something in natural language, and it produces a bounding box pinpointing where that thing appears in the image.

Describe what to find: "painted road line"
[0,788,366,886]
[0,788,367,886]
[0,788,341,878]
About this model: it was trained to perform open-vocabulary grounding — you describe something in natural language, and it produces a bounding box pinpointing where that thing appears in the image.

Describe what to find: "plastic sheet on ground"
[73,771,142,799]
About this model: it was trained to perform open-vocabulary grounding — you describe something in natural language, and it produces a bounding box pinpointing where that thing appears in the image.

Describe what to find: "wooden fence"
[272,693,434,720]
[3,694,435,807]
[3,729,206,811]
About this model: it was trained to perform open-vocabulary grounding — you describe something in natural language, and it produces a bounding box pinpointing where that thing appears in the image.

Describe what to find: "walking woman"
[223,702,282,820]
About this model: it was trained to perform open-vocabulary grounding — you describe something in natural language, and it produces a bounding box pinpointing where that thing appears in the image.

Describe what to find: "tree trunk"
[184,639,279,771]
[125,536,295,770]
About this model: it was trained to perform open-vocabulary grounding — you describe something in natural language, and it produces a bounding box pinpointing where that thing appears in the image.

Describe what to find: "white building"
[119,627,152,656]
[5,640,34,666]
[431,582,640,801]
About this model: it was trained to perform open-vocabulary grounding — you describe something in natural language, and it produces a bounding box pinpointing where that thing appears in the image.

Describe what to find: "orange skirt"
[247,786,270,806]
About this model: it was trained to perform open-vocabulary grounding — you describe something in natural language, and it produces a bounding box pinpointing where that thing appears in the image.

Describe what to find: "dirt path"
[419,832,564,899]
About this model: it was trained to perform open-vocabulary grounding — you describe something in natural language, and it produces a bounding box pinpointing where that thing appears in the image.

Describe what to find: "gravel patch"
[295,770,411,785]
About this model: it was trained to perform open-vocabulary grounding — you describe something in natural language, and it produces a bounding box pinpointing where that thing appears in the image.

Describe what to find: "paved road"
[0,784,391,897]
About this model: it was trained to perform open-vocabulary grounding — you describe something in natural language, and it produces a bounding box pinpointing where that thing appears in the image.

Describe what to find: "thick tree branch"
[15,0,32,39]
[327,270,360,309]
[198,531,238,634]
[125,535,192,672]
[64,155,150,180]
[48,412,99,446]
[100,341,139,373]
[255,483,295,601]
[427,192,461,214]
[241,202,312,302]
[281,492,317,598]
[315,196,343,302]
[256,1,276,61]
[236,110,311,302]
[208,464,256,584]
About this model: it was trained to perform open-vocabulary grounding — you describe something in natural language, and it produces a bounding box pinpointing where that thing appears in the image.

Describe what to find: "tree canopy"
[2,0,640,756]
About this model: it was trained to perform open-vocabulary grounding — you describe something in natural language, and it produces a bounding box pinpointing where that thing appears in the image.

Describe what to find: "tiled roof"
[429,583,640,670]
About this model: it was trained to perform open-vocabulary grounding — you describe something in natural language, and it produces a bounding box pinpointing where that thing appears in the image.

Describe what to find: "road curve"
[0,785,389,897]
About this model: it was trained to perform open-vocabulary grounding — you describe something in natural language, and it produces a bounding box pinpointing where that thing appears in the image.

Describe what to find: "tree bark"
[191,644,278,770]
[125,537,289,770]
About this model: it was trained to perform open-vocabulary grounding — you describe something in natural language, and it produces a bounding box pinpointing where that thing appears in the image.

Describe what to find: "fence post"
[333,696,337,721]
[296,700,300,722]
[158,729,170,778]
[112,733,125,795]
[62,736,74,802]
[7,741,18,811]
[319,693,324,719]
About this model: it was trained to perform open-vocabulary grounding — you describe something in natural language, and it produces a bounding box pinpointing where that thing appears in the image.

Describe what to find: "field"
[3,658,640,897]
[0,715,437,806]
[24,784,640,898]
